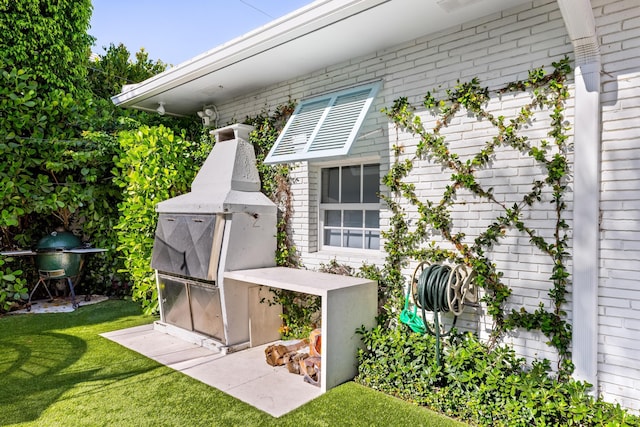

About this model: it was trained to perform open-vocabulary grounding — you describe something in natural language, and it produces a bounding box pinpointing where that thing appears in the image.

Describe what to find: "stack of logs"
[264,329,322,386]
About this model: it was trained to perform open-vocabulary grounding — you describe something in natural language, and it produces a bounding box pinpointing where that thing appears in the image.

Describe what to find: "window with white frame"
[320,163,380,250]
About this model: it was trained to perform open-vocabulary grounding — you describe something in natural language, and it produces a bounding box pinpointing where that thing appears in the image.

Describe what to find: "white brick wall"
[596,0,640,412]
[212,0,640,412]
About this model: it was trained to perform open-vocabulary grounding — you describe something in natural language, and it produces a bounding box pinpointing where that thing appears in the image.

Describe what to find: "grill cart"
[1,230,106,310]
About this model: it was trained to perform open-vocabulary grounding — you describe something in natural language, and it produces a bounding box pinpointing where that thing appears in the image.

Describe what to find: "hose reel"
[400,261,478,365]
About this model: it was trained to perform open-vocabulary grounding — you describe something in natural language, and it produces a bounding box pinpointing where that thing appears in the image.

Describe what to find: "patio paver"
[101,324,323,417]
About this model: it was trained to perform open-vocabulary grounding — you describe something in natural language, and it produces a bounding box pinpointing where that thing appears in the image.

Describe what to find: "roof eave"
[111,0,389,110]
[112,0,534,116]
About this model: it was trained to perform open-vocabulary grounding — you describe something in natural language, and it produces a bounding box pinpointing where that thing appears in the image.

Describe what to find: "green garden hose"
[415,264,459,366]
[400,262,467,366]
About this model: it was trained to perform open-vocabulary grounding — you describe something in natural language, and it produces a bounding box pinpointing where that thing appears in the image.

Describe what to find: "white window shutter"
[268,98,330,158]
[265,82,381,164]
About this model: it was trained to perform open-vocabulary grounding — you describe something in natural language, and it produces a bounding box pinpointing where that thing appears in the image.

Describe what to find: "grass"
[0,299,467,426]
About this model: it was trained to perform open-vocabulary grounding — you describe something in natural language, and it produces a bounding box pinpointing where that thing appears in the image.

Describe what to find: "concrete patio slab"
[101,324,323,417]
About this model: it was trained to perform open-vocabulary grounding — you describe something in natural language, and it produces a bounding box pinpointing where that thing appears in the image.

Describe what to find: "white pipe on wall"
[556,0,601,393]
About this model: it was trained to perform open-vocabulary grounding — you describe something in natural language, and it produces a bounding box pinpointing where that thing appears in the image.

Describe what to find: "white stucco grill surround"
[150,123,378,396]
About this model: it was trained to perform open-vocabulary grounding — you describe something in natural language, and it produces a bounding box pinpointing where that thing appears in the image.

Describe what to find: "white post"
[571,62,601,390]
[557,0,601,393]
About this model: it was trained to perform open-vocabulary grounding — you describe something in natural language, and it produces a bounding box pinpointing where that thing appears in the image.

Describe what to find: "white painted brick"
[211,0,640,412]
[625,317,640,331]
[602,0,637,14]
[604,307,640,322]
[599,369,638,388]
[599,324,635,340]
[603,335,640,352]
[600,316,624,328]
[599,286,640,300]
[430,26,474,47]
[623,15,640,30]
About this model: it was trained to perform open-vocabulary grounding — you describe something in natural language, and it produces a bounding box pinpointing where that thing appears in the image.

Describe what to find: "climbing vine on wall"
[245,100,298,268]
[245,102,324,339]
[382,57,573,376]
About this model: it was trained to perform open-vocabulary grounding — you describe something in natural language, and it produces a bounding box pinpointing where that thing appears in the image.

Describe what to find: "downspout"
[556,0,601,392]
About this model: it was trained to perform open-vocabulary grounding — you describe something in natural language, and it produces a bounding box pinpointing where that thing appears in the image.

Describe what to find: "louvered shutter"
[268,98,330,157]
[265,82,381,164]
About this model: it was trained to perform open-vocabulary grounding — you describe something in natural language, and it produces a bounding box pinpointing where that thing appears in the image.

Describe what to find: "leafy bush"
[356,326,640,426]
[357,324,442,400]
[113,125,210,314]
[0,62,91,238]
[0,0,93,95]
[0,257,28,311]
[268,289,321,339]
[0,61,114,308]
[0,1,200,311]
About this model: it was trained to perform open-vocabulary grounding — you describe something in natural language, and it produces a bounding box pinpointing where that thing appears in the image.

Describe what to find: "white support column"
[557,0,601,392]
[571,62,601,388]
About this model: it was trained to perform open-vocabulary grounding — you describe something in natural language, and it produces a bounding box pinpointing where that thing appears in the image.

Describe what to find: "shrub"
[113,125,209,314]
[356,326,640,426]
[0,257,28,311]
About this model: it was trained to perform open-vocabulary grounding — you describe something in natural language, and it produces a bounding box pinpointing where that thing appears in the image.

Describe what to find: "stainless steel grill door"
[189,283,225,343]
[151,214,219,280]
[158,276,192,331]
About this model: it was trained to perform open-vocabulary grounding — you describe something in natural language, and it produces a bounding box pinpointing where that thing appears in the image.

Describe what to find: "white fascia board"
[111,0,389,108]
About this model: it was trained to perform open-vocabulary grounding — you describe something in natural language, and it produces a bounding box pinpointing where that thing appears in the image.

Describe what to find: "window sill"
[314,246,386,262]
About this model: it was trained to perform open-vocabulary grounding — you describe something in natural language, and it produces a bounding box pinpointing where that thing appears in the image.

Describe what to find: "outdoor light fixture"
[197,104,218,127]
[156,102,166,115]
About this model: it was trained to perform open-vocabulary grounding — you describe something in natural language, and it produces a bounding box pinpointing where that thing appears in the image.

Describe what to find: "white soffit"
[112,0,531,116]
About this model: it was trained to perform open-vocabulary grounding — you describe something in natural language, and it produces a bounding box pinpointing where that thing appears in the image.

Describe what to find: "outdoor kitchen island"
[224,266,377,393]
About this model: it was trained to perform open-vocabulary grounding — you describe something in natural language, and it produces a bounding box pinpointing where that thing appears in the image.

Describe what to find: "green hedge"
[356,325,639,427]
[113,125,210,313]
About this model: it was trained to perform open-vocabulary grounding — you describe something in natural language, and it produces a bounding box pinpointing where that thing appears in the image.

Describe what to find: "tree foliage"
[88,43,168,100]
[0,0,94,94]
[0,1,202,311]
[0,0,95,248]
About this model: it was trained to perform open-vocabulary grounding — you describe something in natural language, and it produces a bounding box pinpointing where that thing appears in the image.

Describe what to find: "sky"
[89,0,312,66]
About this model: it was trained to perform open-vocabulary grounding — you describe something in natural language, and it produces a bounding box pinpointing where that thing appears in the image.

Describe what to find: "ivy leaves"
[383,57,573,373]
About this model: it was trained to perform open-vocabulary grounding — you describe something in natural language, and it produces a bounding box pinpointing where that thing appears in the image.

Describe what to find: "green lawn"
[0,299,467,426]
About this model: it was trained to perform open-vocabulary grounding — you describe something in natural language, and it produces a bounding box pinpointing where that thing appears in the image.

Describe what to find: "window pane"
[325,210,341,226]
[344,210,362,227]
[324,228,341,246]
[365,231,380,250]
[362,164,379,203]
[320,163,380,251]
[341,165,361,203]
[321,167,340,203]
[365,210,379,228]
[344,230,363,248]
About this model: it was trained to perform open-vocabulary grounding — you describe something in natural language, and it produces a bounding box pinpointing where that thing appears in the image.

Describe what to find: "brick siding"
[214,0,640,411]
